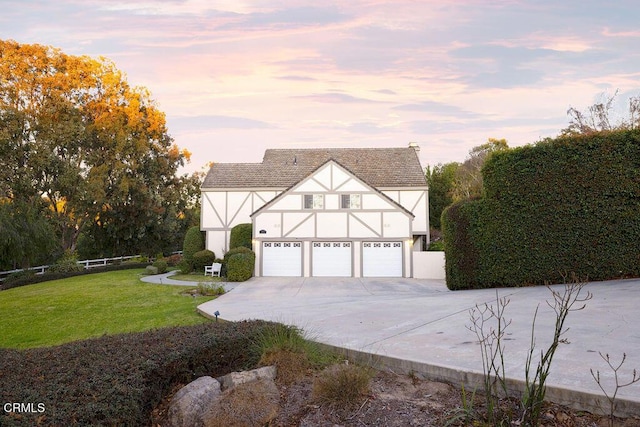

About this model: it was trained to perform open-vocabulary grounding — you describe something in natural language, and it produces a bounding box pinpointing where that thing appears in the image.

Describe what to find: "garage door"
[362,242,403,277]
[312,242,352,277]
[262,242,302,276]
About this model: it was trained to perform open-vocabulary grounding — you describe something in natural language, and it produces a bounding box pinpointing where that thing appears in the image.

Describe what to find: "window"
[304,194,324,209]
[340,194,361,209]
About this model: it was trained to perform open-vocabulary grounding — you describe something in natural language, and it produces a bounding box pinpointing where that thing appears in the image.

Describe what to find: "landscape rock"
[165,376,221,427]
[217,365,277,391]
[204,378,280,427]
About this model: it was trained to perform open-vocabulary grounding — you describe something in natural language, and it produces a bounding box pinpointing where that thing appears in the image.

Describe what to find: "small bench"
[204,262,222,277]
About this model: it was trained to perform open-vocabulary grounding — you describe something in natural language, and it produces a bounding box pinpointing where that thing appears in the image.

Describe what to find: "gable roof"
[250,158,415,218]
[202,147,427,189]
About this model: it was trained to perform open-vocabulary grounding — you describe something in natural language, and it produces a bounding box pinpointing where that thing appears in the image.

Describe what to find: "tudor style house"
[200,146,430,278]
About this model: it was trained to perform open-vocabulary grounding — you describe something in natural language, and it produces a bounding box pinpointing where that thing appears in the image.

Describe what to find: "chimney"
[408,142,420,153]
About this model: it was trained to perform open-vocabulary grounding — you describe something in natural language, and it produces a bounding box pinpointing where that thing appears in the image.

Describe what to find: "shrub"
[48,250,84,273]
[0,321,274,426]
[312,363,372,409]
[192,250,216,272]
[222,246,255,278]
[145,265,159,275]
[196,283,225,296]
[226,252,255,282]
[177,259,193,274]
[165,253,182,266]
[182,226,204,263]
[427,240,444,251]
[152,259,168,274]
[222,246,253,265]
[229,223,252,250]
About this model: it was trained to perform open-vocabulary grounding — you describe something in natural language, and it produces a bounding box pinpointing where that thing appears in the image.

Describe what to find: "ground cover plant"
[0,321,274,426]
[0,269,217,349]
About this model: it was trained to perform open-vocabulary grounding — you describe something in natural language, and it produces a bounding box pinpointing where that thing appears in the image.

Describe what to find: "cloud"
[170,115,273,130]
[294,93,386,104]
[393,101,478,117]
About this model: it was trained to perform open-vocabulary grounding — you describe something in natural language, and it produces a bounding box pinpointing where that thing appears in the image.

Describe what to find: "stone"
[204,378,280,427]
[165,376,221,427]
[216,365,277,391]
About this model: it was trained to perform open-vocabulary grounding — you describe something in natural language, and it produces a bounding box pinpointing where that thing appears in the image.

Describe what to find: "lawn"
[0,269,217,349]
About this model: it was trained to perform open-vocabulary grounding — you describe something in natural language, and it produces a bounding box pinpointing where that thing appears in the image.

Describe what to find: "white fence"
[0,255,141,282]
[412,251,446,280]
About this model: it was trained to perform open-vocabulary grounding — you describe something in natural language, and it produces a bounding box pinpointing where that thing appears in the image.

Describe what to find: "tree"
[0,39,195,261]
[563,90,640,135]
[451,138,509,201]
[426,162,459,230]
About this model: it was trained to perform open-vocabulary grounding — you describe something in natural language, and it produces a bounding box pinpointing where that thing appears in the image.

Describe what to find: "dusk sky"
[2,1,639,174]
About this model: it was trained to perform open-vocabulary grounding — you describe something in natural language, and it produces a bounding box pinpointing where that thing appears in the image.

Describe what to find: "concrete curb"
[318,343,640,418]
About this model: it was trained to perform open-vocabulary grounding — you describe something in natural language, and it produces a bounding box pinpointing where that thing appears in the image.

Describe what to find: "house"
[200,145,430,277]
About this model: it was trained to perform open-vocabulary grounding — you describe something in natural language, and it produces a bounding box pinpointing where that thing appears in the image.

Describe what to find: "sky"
[2,1,640,175]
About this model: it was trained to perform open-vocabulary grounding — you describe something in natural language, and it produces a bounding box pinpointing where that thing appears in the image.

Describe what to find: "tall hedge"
[182,225,204,263]
[229,223,252,250]
[442,129,640,290]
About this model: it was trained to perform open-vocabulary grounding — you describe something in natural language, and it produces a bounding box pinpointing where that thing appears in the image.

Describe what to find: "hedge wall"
[442,129,640,290]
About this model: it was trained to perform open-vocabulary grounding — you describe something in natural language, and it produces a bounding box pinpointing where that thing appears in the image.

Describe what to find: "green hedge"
[229,223,252,250]
[442,129,640,289]
[0,263,151,291]
[226,251,256,282]
[192,249,216,272]
[0,321,274,426]
[182,226,204,263]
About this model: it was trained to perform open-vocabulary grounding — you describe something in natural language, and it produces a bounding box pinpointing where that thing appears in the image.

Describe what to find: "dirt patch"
[153,369,640,426]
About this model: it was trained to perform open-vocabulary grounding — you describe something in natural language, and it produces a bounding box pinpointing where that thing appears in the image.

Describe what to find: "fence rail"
[0,255,141,282]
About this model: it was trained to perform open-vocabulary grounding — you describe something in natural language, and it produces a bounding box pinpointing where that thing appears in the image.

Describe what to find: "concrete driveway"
[197,277,640,416]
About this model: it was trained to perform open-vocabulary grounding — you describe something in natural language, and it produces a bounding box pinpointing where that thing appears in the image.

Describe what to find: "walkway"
[140,270,238,291]
[197,277,640,417]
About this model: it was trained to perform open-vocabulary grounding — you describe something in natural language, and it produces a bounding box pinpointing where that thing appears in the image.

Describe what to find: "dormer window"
[304,194,324,209]
[341,194,361,209]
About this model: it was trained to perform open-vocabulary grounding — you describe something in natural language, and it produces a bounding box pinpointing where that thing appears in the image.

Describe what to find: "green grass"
[0,269,216,349]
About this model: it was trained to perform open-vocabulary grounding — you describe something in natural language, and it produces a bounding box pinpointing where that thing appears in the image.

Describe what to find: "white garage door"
[312,242,352,277]
[262,242,302,276]
[362,242,403,277]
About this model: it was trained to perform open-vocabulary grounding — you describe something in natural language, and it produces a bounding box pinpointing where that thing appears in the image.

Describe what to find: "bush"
[0,321,274,427]
[427,240,444,251]
[165,253,182,266]
[145,265,159,275]
[229,223,252,250]
[48,250,84,273]
[182,226,204,263]
[192,250,216,272]
[152,259,168,274]
[223,246,254,265]
[312,363,372,409]
[222,246,255,277]
[177,259,193,274]
[226,252,255,282]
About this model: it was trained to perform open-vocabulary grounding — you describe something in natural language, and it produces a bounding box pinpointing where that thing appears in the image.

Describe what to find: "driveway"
[197,277,640,416]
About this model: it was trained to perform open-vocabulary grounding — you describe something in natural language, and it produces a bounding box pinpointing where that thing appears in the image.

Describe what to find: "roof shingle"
[202,147,426,189]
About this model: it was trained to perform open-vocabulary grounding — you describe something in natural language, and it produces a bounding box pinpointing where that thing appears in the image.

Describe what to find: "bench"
[204,262,222,277]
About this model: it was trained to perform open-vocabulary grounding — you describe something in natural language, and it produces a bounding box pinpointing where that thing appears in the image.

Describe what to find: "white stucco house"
[200,146,434,278]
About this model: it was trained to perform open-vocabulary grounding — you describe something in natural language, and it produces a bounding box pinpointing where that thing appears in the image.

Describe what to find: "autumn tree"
[0,39,195,263]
